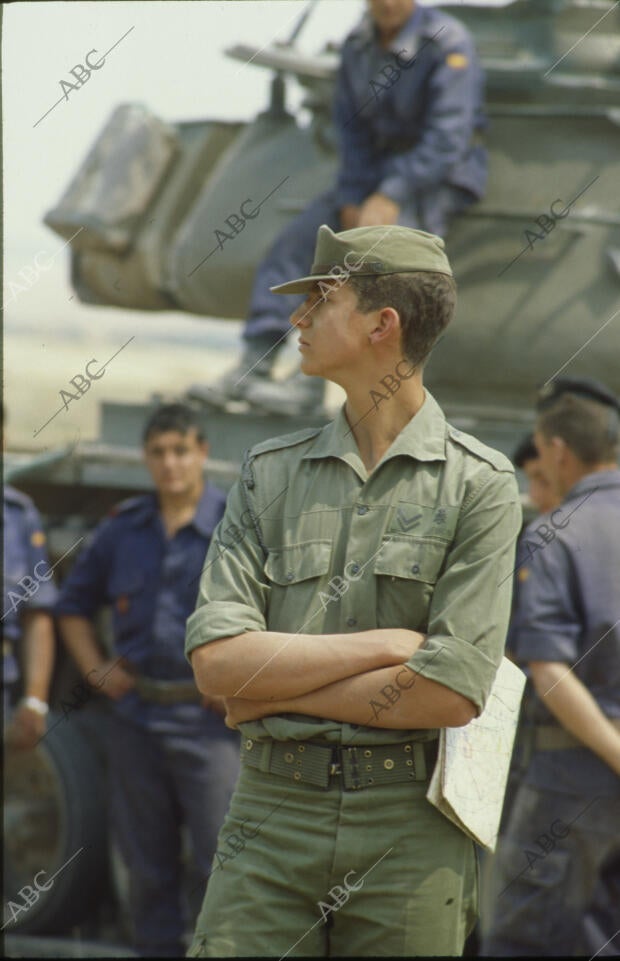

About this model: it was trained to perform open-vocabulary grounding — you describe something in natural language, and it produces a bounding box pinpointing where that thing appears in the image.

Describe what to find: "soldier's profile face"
[143,428,208,496]
[368,0,415,36]
[290,282,371,381]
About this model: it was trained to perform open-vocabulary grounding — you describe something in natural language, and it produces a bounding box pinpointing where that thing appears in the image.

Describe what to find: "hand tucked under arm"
[224,661,476,730]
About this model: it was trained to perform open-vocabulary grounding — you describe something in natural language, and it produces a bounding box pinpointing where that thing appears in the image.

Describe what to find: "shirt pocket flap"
[265,540,332,586]
[374,537,447,585]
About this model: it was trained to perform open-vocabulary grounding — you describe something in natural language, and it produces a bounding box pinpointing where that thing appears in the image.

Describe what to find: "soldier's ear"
[549,435,569,464]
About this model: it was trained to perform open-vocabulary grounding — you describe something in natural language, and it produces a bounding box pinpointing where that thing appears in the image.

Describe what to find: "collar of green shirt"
[302,389,447,478]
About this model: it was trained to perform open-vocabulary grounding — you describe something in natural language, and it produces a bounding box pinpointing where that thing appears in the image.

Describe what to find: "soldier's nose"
[290,302,310,328]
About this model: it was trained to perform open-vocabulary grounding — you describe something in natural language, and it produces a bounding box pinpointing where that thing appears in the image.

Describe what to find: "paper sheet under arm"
[426,656,527,851]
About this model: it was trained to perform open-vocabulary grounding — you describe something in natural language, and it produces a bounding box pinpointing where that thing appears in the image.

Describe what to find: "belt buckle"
[328,747,346,791]
[337,745,363,792]
[329,747,342,779]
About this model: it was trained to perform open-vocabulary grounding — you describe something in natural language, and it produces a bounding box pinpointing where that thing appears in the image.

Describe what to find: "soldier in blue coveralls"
[55,403,240,957]
[482,378,620,956]
[197,0,487,415]
[3,484,57,748]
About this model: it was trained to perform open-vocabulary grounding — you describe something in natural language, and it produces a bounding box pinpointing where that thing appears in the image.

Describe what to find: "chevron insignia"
[396,508,422,532]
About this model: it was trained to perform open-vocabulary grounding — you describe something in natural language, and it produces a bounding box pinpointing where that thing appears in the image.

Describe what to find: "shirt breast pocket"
[263,540,332,630]
[374,536,448,631]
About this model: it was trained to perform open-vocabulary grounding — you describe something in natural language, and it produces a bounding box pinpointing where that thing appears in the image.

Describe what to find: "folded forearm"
[58,615,105,677]
[238,663,476,729]
[191,628,424,699]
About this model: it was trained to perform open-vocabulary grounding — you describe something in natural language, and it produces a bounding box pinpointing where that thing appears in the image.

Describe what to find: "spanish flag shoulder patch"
[31,530,46,547]
[446,52,469,69]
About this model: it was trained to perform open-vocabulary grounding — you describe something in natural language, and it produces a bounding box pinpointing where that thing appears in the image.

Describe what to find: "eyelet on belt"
[284,752,294,763]
[363,749,372,758]
[297,745,305,752]
[245,739,253,750]
[383,758,394,770]
[404,744,412,753]
[406,759,413,766]
[293,771,301,781]
[365,764,372,771]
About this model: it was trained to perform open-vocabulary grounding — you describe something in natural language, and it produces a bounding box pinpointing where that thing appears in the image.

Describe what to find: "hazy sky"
[2,0,512,449]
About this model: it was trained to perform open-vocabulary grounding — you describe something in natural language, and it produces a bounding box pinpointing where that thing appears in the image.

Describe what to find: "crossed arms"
[190,627,477,731]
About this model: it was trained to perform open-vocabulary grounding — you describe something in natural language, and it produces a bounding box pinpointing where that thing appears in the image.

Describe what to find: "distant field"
[4,322,342,451]
[4,328,230,450]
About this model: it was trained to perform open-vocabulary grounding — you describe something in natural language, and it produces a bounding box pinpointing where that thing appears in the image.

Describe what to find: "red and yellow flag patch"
[446,52,469,69]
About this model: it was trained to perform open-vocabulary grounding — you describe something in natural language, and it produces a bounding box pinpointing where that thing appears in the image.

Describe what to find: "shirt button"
[349,563,360,575]
[286,572,294,582]
[357,505,369,515]
[346,617,357,627]
[411,564,420,575]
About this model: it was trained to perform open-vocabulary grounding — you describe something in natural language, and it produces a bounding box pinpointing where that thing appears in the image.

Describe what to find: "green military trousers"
[188,758,478,957]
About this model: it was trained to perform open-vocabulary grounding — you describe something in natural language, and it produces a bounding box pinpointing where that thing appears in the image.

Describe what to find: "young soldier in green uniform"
[186,224,522,956]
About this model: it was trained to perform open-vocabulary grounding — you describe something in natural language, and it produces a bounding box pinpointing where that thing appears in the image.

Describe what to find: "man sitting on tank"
[194,0,487,416]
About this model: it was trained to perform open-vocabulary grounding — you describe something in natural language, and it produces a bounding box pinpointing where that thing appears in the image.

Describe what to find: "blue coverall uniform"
[482,469,620,956]
[2,485,58,720]
[246,3,487,343]
[55,484,240,957]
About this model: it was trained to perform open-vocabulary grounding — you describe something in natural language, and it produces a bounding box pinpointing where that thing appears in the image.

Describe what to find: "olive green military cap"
[270,224,453,295]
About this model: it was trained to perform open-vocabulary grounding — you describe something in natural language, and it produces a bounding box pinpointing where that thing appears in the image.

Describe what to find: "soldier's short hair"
[348,271,456,368]
[536,394,619,465]
[142,403,206,445]
[513,434,538,469]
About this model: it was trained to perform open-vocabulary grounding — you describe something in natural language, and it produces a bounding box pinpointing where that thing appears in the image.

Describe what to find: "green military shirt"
[186,390,522,746]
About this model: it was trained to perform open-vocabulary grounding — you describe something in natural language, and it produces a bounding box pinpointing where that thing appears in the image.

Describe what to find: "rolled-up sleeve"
[405,470,521,714]
[55,523,112,619]
[24,504,58,611]
[185,480,271,660]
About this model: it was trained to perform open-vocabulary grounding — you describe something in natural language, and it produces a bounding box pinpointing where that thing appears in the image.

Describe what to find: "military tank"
[4,0,620,951]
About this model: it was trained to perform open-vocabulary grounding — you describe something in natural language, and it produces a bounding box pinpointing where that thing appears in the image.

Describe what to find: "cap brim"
[270,273,337,295]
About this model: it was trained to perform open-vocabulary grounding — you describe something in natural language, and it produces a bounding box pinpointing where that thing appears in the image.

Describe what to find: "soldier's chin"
[300,355,319,376]
[159,478,188,494]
